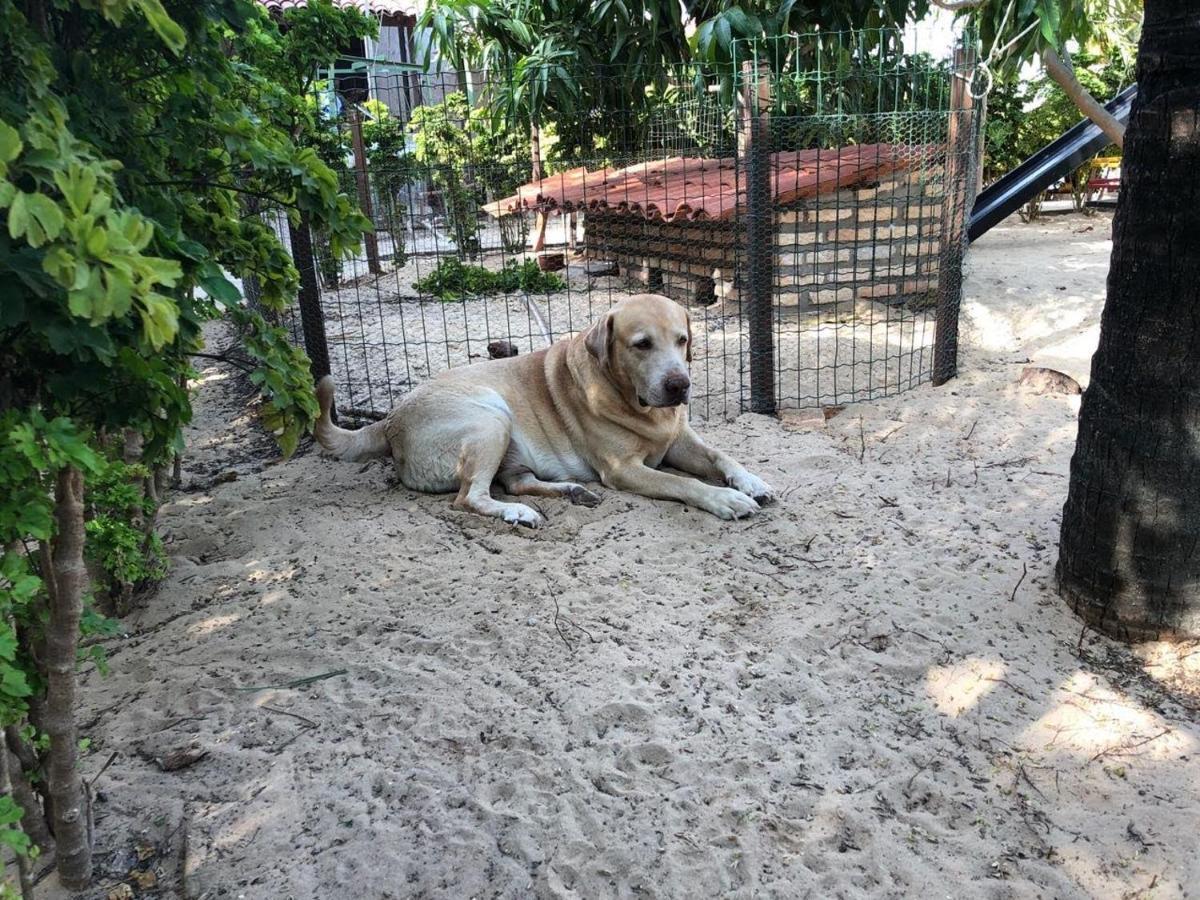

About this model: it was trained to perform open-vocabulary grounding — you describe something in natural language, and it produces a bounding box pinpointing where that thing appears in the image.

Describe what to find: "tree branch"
[1043,46,1126,149]
[929,0,988,9]
[145,180,298,206]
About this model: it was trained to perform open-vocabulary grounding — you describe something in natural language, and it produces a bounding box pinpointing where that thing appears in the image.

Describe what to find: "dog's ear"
[585,311,614,367]
[685,313,693,364]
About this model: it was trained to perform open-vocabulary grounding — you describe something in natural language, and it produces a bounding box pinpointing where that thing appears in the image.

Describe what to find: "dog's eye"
[633,338,653,351]
[677,336,688,346]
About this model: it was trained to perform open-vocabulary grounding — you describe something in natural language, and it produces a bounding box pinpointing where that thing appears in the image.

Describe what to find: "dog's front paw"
[501,503,546,528]
[702,487,760,521]
[727,470,776,505]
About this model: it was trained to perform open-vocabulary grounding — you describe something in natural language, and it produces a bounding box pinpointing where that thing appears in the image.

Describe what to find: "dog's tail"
[314,376,391,461]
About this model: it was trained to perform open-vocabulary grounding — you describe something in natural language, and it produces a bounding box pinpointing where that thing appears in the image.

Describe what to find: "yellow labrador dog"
[314,293,774,526]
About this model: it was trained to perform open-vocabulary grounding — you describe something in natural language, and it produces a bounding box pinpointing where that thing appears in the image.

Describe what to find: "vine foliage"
[0,0,372,889]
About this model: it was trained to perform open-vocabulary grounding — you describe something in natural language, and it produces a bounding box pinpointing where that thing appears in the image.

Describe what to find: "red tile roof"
[484,144,939,223]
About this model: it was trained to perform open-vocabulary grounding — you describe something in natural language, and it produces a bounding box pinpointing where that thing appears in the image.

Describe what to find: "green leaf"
[7,191,65,247]
[141,293,180,349]
[85,225,109,257]
[0,797,22,827]
[53,166,98,217]
[7,191,28,241]
[1039,15,1056,45]
[0,120,21,177]
[134,0,187,54]
[715,16,732,51]
[0,120,20,162]
[198,266,242,305]
[0,665,31,699]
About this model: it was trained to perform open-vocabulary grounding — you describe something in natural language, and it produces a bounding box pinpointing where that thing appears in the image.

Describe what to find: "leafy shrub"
[409,93,532,257]
[414,258,565,301]
[498,212,530,254]
[81,456,168,617]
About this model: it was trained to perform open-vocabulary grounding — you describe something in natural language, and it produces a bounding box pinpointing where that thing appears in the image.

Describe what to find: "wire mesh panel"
[267,28,979,422]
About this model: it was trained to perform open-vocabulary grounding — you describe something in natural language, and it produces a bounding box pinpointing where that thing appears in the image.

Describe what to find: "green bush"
[84,458,168,595]
[414,258,565,301]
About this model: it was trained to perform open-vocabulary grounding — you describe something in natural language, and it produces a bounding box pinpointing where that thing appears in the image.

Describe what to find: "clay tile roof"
[484,144,941,223]
[257,0,419,23]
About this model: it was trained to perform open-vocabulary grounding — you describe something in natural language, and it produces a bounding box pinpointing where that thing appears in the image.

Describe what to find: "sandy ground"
[42,210,1200,900]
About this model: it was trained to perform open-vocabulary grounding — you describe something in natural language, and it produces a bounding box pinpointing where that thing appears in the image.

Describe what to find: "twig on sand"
[1090,728,1173,764]
[88,751,120,789]
[1010,563,1028,602]
[984,676,1035,701]
[858,416,866,463]
[1016,761,1047,799]
[545,577,597,653]
[963,420,978,442]
[1075,619,1094,657]
[551,588,574,654]
[983,456,1036,470]
[261,705,319,729]
[233,669,348,693]
[905,761,928,793]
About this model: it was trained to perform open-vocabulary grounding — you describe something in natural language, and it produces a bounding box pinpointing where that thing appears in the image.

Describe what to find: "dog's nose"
[662,372,691,403]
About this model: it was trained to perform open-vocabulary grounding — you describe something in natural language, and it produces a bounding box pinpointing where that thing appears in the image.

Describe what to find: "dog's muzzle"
[660,373,691,406]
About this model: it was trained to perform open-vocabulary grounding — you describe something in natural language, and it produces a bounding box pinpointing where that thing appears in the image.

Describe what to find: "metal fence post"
[740,59,776,414]
[287,213,335,420]
[933,37,978,386]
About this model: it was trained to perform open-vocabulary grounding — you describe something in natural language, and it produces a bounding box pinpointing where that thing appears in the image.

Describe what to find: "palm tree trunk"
[1057,0,1200,641]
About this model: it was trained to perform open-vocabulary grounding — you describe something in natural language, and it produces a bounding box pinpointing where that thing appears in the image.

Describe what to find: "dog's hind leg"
[452,420,546,528]
[500,472,602,508]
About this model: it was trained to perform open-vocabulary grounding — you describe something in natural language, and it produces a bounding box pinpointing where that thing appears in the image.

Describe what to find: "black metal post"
[288,213,335,423]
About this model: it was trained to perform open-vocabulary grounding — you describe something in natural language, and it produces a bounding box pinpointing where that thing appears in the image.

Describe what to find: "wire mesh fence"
[259,28,980,422]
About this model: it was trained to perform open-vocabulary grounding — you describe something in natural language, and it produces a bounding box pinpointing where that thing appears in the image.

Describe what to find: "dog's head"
[586,294,692,409]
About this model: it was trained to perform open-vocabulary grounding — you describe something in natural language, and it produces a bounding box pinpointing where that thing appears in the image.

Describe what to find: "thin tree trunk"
[1057,0,1200,640]
[1,731,36,900]
[530,123,543,182]
[42,467,92,888]
[3,726,54,855]
[1043,46,1126,149]
[530,124,546,252]
[13,616,50,827]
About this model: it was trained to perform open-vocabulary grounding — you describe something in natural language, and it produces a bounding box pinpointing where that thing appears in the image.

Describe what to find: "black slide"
[967,84,1137,243]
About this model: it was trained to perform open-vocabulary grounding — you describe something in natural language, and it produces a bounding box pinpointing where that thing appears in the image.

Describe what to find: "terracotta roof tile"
[484,144,940,222]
